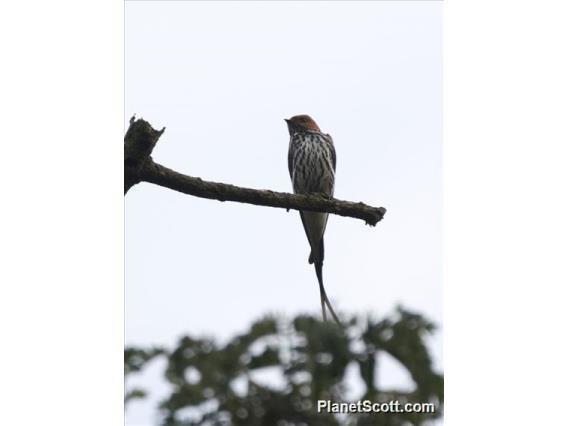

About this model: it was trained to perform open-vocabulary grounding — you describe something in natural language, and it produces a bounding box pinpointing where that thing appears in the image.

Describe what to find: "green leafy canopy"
[125,307,443,426]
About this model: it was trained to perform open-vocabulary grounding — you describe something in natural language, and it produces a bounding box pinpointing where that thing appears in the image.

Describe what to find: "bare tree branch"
[124,116,165,193]
[124,117,386,226]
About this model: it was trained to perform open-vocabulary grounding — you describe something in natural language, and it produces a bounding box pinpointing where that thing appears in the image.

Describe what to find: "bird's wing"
[325,133,336,173]
[331,143,336,173]
[288,141,294,180]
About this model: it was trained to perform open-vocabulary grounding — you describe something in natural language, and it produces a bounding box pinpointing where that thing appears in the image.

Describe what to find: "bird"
[285,114,341,325]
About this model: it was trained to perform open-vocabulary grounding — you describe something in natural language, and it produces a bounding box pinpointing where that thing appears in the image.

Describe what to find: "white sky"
[125,1,442,424]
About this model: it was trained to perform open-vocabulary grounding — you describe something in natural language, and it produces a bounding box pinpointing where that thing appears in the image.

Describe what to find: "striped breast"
[288,130,336,196]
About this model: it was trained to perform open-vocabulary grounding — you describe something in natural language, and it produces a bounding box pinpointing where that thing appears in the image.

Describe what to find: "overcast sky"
[125,1,442,424]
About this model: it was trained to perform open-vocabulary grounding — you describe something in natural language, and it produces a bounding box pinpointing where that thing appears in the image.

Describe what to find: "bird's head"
[285,114,321,135]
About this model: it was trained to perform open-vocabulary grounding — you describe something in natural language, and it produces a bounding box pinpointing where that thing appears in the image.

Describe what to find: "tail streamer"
[314,262,341,326]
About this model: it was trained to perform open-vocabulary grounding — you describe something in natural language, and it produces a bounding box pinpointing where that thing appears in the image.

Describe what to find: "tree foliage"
[125,307,443,425]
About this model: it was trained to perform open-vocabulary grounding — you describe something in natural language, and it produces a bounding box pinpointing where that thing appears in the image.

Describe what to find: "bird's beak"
[284,118,290,123]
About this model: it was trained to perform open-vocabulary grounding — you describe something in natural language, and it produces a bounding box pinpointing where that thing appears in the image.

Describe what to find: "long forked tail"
[314,262,342,326]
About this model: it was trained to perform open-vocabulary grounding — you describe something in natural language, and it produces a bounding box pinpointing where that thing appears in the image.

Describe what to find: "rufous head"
[285,114,321,135]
